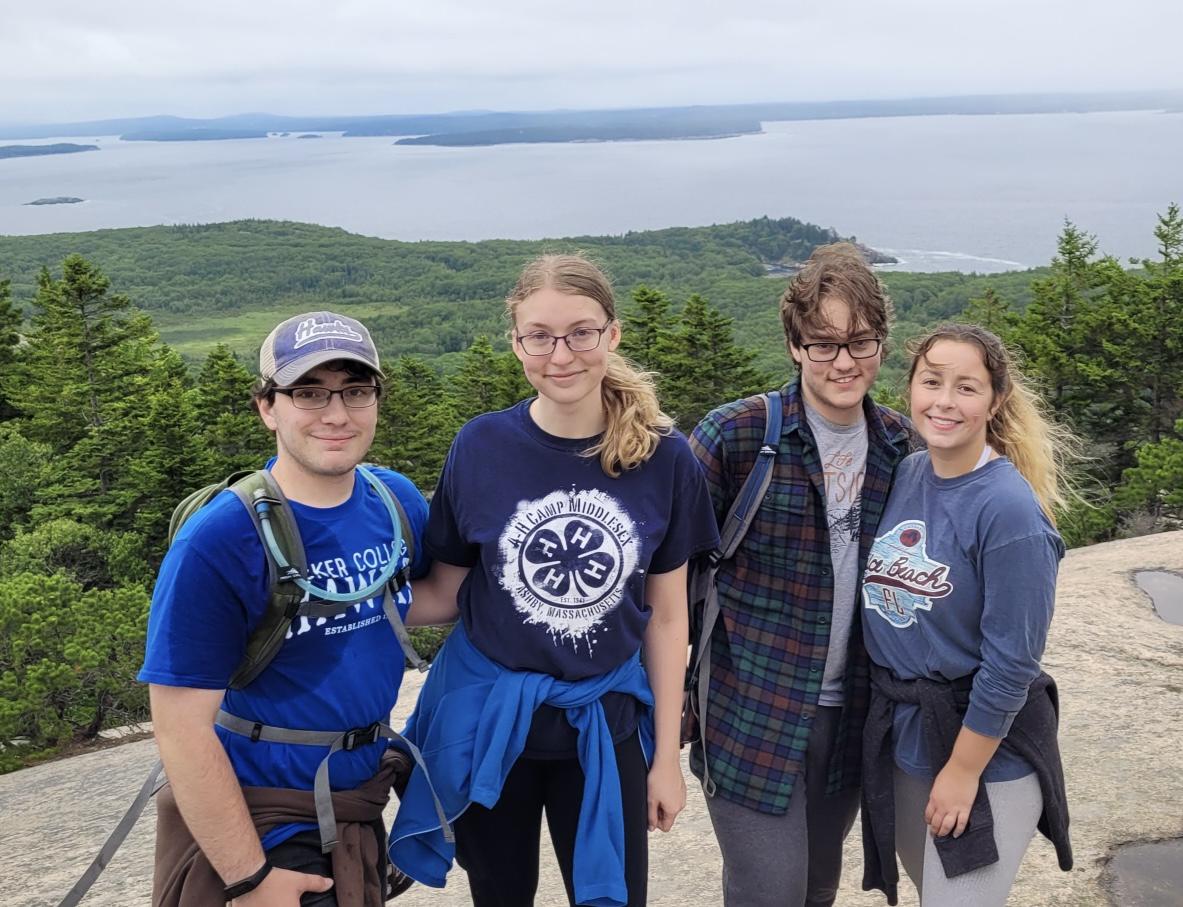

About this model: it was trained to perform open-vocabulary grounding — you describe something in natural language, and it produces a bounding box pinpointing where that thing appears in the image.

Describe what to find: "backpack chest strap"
[214,709,453,853]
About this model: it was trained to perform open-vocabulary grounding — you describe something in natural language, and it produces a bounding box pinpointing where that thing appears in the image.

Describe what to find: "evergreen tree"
[373,356,462,490]
[0,278,20,422]
[1116,418,1183,526]
[961,288,1018,338]
[8,256,164,528]
[0,424,49,542]
[618,285,676,373]
[121,347,205,559]
[191,344,273,476]
[450,335,531,421]
[661,294,768,430]
[1130,204,1183,445]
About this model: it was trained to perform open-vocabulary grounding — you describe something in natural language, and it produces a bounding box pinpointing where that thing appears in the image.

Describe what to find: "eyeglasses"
[516,324,612,357]
[800,338,882,362]
[273,385,381,409]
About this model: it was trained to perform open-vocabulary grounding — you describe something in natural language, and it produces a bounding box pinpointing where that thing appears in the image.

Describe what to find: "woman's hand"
[646,756,686,832]
[925,760,979,838]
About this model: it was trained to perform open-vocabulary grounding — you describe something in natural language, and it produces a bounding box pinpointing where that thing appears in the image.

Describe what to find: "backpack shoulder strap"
[167,470,255,546]
[687,391,782,794]
[715,390,783,561]
[227,470,307,690]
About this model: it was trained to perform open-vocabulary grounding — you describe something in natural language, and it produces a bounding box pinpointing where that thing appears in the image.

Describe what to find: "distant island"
[3,90,1181,145]
[25,196,85,206]
[395,119,761,147]
[0,143,98,159]
[297,133,322,139]
[120,128,267,142]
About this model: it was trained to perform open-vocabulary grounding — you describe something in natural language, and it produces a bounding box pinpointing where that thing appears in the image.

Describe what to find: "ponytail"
[586,353,674,477]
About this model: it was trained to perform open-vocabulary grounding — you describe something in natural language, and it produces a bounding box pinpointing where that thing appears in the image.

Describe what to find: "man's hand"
[234,867,333,905]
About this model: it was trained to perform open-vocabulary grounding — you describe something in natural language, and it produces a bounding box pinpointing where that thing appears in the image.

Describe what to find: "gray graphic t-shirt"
[804,402,868,706]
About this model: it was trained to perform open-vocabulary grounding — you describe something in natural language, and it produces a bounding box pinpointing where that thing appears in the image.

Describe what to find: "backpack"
[168,464,426,686]
[681,391,782,797]
[56,465,448,907]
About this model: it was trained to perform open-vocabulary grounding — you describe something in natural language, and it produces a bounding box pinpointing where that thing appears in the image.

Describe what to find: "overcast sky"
[5,0,1182,124]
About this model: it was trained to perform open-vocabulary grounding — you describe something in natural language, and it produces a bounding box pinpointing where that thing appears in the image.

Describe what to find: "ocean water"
[1,110,1181,272]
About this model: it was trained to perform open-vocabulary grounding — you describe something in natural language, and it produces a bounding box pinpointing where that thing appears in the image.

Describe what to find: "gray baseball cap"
[259,311,384,385]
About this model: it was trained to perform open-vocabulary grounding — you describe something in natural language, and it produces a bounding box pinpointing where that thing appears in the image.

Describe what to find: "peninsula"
[0,143,98,159]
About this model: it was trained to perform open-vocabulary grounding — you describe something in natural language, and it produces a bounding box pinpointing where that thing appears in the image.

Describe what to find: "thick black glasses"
[800,338,882,362]
[273,385,381,409]
[516,324,612,357]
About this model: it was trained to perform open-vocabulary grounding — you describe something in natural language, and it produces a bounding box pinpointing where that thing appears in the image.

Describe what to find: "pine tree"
[0,278,20,422]
[661,294,768,430]
[961,288,1018,338]
[120,348,205,560]
[451,335,531,420]
[9,255,167,529]
[191,344,273,476]
[618,285,676,373]
[372,356,462,490]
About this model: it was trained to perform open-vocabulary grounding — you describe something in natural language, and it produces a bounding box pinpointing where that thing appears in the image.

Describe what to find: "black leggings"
[454,731,649,907]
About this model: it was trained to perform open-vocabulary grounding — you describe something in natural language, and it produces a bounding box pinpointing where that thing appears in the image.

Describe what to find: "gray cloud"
[3,0,1181,123]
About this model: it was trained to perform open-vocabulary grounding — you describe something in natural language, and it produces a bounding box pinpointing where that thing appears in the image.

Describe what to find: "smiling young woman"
[388,253,720,907]
[860,323,1077,906]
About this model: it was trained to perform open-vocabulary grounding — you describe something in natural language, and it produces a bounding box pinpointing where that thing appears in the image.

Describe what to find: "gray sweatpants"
[704,706,860,907]
[893,768,1043,906]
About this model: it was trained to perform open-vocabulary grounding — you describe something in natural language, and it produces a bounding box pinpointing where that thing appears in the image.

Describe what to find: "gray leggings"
[893,768,1042,906]
[704,706,860,907]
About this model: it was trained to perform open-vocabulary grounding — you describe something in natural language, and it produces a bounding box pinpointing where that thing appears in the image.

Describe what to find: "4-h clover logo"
[520,516,622,607]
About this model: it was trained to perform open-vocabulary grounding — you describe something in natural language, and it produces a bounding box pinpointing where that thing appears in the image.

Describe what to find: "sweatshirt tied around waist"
[861,664,1072,905]
[389,623,655,907]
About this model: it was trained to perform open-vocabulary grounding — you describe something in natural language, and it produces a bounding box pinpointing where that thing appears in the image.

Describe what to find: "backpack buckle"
[342,722,381,751]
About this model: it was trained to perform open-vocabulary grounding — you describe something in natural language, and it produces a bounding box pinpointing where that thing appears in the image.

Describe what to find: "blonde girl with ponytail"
[390,253,719,907]
[859,323,1074,906]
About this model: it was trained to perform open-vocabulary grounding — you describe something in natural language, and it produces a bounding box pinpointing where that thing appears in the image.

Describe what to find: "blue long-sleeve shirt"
[388,622,654,907]
[860,453,1064,781]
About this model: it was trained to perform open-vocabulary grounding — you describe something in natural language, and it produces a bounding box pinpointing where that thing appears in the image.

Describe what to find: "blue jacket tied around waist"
[388,623,655,907]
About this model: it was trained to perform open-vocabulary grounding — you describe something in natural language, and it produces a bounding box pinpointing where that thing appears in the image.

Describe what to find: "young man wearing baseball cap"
[140,311,455,905]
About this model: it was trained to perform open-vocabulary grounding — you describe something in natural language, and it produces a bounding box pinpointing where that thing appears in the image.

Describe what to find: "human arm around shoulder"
[642,563,689,833]
[406,445,476,627]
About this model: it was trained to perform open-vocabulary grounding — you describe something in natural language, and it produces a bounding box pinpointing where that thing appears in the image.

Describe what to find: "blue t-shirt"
[427,399,719,753]
[861,453,1064,781]
[139,465,429,846]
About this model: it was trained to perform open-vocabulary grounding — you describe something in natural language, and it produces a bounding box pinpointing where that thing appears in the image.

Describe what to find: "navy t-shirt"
[139,465,429,847]
[427,399,719,755]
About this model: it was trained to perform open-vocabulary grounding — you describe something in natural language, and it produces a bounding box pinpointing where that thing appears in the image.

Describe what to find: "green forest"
[0,209,1180,771]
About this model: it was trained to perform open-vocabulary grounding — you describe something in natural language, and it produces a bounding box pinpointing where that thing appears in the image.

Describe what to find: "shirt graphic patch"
[862,520,953,628]
[498,488,639,647]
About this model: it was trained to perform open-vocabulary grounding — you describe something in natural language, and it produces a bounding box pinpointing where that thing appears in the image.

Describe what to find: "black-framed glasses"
[516,323,613,357]
[273,385,381,410]
[800,338,882,362]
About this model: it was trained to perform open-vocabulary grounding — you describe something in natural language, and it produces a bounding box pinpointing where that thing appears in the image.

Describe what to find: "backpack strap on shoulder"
[228,470,307,690]
[687,390,782,795]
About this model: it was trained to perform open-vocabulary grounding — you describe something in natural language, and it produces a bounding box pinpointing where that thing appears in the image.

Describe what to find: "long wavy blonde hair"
[505,253,673,476]
[907,323,1079,523]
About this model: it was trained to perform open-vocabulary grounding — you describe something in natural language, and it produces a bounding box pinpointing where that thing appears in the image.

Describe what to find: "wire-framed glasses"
[516,323,613,357]
[273,385,381,409]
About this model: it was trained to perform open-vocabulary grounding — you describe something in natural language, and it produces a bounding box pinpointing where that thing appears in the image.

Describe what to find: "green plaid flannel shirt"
[688,380,913,814]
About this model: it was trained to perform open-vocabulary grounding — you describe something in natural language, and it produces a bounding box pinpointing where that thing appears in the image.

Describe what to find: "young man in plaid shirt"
[689,243,914,907]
